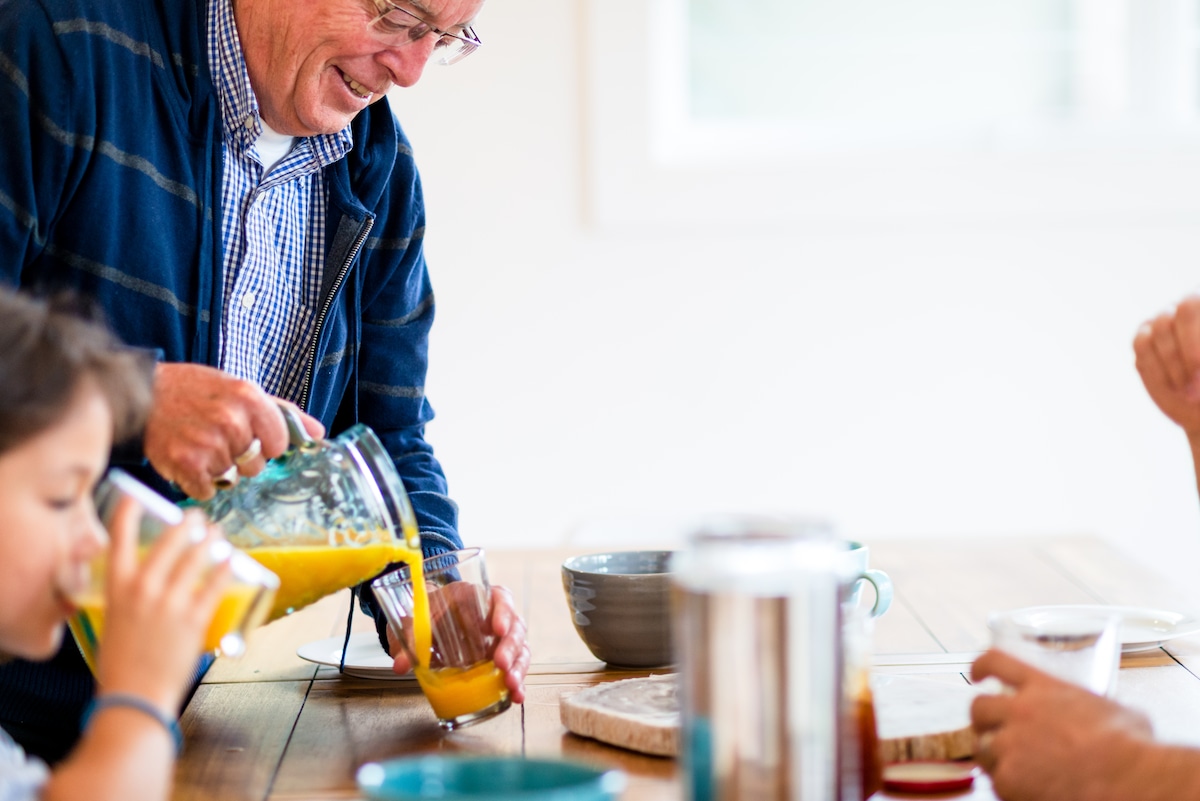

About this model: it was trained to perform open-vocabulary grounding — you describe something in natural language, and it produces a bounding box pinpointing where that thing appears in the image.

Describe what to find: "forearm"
[1189,433,1200,506]
[1085,739,1200,801]
[42,709,174,801]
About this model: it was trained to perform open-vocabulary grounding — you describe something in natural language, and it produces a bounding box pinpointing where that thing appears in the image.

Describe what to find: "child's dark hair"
[0,288,152,453]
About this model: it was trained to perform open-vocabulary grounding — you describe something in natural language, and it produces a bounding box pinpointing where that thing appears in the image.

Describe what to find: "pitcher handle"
[277,402,318,451]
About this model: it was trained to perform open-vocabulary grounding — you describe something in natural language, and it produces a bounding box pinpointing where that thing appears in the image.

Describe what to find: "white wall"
[387,1,1200,597]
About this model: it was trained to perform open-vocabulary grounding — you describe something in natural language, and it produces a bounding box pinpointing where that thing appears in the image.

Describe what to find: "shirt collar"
[207,0,354,166]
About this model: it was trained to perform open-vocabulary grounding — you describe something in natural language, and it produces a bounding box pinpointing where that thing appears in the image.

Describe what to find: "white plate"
[1008,605,1200,653]
[297,632,415,680]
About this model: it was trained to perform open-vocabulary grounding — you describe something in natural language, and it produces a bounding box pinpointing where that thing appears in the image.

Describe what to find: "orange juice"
[66,612,101,675]
[415,660,509,721]
[246,542,413,621]
[244,541,432,668]
[69,581,267,670]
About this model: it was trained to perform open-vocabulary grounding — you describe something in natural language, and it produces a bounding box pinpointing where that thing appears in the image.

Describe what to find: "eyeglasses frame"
[367,1,482,65]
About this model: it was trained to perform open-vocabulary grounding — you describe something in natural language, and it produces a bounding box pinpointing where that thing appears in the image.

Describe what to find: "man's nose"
[378,35,437,87]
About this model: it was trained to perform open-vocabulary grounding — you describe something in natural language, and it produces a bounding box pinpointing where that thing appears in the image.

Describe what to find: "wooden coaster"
[873,674,982,763]
[560,674,680,757]
[559,672,981,763]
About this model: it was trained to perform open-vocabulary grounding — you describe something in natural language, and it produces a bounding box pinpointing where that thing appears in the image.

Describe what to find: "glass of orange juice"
[67,469,280,675]
[371,548,512,731]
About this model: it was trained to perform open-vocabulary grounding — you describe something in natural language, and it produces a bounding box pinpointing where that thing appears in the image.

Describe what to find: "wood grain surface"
[173,537,1200,801]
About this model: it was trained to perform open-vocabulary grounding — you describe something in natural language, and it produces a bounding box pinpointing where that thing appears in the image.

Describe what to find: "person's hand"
[971,649,1153,801]
[488,585,530,703]
[1134,296,1200,438]
[386,583,530,704]
[95,502,232,714]
[143,362,324,499]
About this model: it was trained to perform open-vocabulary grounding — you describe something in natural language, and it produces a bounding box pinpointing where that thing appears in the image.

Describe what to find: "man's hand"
[971,649,1153,801]
[143,363,324,499]
[488,585,531,703]
[1134,296,1200,438]
[387,583,530,704]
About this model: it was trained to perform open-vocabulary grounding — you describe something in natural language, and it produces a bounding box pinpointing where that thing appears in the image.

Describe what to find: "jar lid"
[669,515,843,594]
[881,761,978,794]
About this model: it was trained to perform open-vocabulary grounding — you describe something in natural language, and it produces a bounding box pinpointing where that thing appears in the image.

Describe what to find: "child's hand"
[96,499,231,713]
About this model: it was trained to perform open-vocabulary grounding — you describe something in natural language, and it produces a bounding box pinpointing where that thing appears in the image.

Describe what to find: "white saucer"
[297,632,416,680]
[1007,605,1200,653]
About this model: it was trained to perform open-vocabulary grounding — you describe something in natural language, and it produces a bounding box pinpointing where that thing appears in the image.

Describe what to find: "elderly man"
[0,0,529,762]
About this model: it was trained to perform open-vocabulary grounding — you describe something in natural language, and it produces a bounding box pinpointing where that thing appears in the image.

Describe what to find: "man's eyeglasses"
[368,1,481,65]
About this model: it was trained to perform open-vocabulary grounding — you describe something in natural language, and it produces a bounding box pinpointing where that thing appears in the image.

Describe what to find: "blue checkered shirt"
[208,0,353,400]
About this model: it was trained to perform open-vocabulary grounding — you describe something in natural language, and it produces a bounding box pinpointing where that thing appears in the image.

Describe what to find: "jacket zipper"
[299,216,374,410]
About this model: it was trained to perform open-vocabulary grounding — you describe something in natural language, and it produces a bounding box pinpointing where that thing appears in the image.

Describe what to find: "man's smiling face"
[235,0,484,136]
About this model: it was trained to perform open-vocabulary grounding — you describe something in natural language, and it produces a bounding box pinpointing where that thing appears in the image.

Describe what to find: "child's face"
[0,382,112,660]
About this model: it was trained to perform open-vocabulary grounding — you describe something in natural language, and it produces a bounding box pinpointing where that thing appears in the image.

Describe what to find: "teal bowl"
[356,756,626,801]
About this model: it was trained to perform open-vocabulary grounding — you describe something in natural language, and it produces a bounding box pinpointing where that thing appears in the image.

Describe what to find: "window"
[584,0,1200,227]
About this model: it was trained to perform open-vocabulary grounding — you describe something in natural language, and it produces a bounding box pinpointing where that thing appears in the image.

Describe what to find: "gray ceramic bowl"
[561,551,674,668]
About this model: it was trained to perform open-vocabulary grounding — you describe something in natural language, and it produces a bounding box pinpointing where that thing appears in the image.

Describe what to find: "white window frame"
[583,0,1200,229]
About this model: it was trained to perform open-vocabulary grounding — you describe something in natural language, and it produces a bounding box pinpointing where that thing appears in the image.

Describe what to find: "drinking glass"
[371,548,512,730]
[988,607,1121,696]
[67,469,279,674]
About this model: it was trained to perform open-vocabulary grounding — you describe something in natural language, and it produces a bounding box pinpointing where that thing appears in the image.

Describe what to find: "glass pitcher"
[195,410,422,621]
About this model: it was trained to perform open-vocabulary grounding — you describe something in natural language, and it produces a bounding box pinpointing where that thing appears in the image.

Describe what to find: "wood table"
[172,537,1200,801]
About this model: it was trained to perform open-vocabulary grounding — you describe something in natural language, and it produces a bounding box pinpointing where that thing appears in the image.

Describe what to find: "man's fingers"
[250,399,293,461]
[971,648,1036,688]
[1135,329,1175,396]
[1150,314,1190,390]
[146,364,313,496]
[230,435,266,479]
[178,471,217,501]
[971,691,1012,731]
[391,650,414,675]
[493,616,528,672]
[490,586,517,637]
[300,410,325,440]
[482,584,528,702]
[504,641,530,704]
[270,399,325,448]
[1174,296,1200,379]
[385,623,415,674]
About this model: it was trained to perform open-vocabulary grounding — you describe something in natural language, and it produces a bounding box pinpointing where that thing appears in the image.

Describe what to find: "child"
[0,289,230,801]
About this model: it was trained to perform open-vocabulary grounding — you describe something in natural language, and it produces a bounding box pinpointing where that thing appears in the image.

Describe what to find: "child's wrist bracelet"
[81,692,183,754]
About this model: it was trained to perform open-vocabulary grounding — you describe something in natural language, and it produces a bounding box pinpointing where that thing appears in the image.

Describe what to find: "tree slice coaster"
[873,674,982,763]
[560,674,680,757]
[559,672,982,763]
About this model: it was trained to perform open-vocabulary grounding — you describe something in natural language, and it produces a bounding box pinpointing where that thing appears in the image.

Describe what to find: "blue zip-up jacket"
[0,0,461,759]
